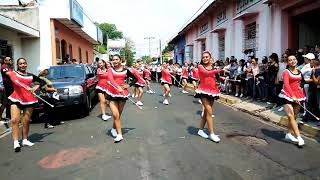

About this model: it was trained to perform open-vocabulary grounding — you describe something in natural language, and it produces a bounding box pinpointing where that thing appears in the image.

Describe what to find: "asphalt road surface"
[1,83,320,180]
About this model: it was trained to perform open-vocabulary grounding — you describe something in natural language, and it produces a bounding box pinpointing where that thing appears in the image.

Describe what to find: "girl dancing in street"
[8,58,46,152]
[278,54,306,147]
[161,62,172,105]
[106,55,137,143]
[194,51,222,143]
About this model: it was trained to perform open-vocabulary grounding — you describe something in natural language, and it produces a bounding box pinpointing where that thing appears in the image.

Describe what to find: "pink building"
[170,0,320,62]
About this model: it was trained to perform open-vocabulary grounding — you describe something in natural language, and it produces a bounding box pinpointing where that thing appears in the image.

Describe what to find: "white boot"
[297,136,305,147]
[163,99,169,105]
[209,133,220,143]
[114,134,123,143]
[197,129,209,139]
[22,139,34,147]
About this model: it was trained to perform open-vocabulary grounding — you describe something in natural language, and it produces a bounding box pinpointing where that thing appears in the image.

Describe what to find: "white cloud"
[79,0,208,58]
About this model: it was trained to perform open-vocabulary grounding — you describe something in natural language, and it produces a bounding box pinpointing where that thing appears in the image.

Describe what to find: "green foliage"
[162,44,174,54]
[120,38,136,67]
[141,55,152,64]
[97,23,123,45]
[95,44,107,54]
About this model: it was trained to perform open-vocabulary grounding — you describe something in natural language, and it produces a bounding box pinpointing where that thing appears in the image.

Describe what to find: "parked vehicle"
[45,64,98,117]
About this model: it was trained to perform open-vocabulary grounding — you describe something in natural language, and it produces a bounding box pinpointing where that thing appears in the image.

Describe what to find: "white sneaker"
[168,93,172,97]
[163,99,169,105]
[102,114,111,121]
[114,134,123,143]
[285,133,298,143]
[22,139,34,147]
[201,111,204,117]
[209,133,220,143]
[198,99,202,104]
[240,94,243,98]
[136,101,143,106]
[182,90,188,94]
[110,128,117,138]
[197,129,209,139]
[14,141,21,152]
[132,94,135,98]
[163,94,165,97]
[278,107,284,112]
[235,93,239,97]
[297,136,305,146]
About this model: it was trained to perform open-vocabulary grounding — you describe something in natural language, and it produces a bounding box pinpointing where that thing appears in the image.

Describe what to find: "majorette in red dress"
[8,71,45,105]
[130,68,145,87]
[278,69,305,102]
[191,67,199,81]
[161,68,172,85]
[181,67,188,79]
[96,68,110,93]
[143,68,151,81]
[106,68,137,99]
[195,65,221,98]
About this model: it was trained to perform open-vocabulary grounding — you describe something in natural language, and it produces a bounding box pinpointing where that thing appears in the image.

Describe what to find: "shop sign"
[70,0,84,27]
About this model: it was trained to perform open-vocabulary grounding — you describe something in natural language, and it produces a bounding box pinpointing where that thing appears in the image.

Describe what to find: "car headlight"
[69,86,83,95]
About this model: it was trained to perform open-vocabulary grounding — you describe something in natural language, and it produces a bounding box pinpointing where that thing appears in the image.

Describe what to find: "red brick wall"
[52,19,94,64]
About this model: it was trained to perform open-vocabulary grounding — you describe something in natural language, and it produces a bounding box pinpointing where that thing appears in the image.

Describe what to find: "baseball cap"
[302,53,315,60]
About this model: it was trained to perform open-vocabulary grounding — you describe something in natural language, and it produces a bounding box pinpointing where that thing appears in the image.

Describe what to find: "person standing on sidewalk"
[278,55,306,147]
[37,66,60,129]
[194,51,222,143]
[96,59,112,121]
[8,58,46,152]
[106,55,137,143]
[0,57,14,120]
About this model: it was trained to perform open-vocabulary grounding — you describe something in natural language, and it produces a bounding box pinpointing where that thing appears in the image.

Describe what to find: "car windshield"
[48,65,85,80]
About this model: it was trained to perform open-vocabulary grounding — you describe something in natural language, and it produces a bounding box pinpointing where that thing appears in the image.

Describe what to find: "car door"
[85,65,97,100]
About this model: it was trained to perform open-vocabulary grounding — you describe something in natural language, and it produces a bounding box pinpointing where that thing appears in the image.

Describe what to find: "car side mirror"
[87,73,94,79]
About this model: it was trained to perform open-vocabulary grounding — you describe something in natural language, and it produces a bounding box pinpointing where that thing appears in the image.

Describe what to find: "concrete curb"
[0,122,10,136]
[187,83,320,139]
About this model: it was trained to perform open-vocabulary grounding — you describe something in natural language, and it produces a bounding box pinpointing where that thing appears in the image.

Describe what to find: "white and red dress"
[106,68,137,100]
[190,67,199,81]
[8,71,45,107]
[195,65,221,99]
[278,69,305,103]
[96,68,110,94]
[131,68,145,87]
[143,68,151,81]
[181,67,188,80]
[161,68,172,85]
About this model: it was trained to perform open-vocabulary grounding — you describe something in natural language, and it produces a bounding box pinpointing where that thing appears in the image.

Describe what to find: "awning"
[57,19,99,45]
[210,27,226,33]
[233,11,259,20]
[0,14,39,37]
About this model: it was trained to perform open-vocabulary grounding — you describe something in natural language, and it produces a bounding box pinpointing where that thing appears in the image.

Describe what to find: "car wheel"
[82,93,91,117]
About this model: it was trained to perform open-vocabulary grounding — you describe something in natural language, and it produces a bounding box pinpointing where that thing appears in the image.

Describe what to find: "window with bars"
[217,9,227,25]
[243,22,259,52]
[218,35,225,60]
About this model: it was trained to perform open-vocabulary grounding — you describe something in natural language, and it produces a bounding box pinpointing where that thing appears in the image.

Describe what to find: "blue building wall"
[173,36,186,64]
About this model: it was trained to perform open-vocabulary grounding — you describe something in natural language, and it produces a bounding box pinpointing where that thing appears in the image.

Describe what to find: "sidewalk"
[186,84,320,140]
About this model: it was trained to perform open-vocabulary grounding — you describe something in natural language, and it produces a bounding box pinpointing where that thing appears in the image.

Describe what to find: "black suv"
[47,64,98,116]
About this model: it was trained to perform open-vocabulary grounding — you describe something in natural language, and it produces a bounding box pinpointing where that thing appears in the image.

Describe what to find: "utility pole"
[159,39,162,64]
[144,37,155,57]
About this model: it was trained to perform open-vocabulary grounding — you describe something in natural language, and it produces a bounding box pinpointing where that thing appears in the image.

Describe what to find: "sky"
[78,0,209,58]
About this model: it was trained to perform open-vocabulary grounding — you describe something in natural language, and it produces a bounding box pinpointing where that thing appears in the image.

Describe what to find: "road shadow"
[187,126,199,136]
[105,128,136,138]
[260,128,289,144]
[28,132,53,143]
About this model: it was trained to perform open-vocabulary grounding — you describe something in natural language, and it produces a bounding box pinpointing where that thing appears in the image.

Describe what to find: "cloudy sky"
[78,0,209,58]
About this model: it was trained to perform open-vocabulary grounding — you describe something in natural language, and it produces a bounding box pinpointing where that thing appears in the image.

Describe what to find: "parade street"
[0,83,319,180]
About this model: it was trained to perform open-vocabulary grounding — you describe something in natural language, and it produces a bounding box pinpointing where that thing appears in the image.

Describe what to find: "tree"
[98,23,123,44]
[162,44,174,54]
[141,55,152,64]
[120,38,136,67]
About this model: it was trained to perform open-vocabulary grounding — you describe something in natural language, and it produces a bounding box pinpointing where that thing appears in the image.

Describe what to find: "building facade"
[0,0,102,73]
[169,0,320,62]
